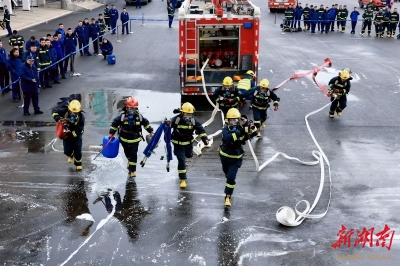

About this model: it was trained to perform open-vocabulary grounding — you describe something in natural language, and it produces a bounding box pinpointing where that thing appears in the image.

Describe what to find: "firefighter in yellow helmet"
[52,99,85,171]
[171,102,209,188]
[327,69,351,118]
[219,108,257,207]
[236,70,257,104]
[251,78,280,137]
[212,76,241,123]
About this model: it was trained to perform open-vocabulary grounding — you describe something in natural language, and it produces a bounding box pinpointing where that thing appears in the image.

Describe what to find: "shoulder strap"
[191,118,195,125]
[175,116,181,125]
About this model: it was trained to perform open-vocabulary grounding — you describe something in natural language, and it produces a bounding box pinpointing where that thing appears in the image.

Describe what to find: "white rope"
[247,102,332,226]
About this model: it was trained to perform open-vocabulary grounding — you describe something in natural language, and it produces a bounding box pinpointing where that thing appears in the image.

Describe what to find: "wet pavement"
[1,0,400,265]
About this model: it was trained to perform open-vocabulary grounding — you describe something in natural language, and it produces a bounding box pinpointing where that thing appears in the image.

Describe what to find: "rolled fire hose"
[195,58,334,226]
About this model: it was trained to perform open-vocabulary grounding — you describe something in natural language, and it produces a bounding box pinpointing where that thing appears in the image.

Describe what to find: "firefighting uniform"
[171,114,208,180]
[361,10,374,35]
[9,34,25,55]
[328,76,351,116]
[52,107,85,166]
[374,12,384,37]
[212,86,241,122]
[339,8,349,32]
[236,74,256,100]
[36,45,52,88]
[383,11,391,36]
[219,124,257,195]
[251,87,280,129]
[109,111,153,173]
[389,11,399,37]
[283,7,294,31]
[104,7,111,31]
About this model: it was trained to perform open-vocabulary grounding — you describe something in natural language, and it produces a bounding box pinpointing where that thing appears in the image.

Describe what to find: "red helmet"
[125,97,139,108]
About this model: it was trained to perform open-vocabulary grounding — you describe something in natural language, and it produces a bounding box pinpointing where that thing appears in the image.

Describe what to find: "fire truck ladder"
[185,21,198,83]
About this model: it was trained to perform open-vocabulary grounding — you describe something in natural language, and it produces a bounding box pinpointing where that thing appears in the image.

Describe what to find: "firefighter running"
[250,78,280,137]
[327,69,351,118]
[171,102,209,188]
[212,76,241,123]
[236,70,256,106]
[109,97,154,178]
[52,100,85,171]
[219,108,257,207]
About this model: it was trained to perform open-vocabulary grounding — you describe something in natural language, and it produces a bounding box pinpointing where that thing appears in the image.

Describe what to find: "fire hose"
[196,58,334,226]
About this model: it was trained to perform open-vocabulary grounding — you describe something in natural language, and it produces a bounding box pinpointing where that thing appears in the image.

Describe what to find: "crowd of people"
[0,4,133,115]
[281,1,399,38]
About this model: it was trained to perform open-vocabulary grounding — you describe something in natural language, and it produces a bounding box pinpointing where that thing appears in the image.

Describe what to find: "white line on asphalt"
[317,41,334,42]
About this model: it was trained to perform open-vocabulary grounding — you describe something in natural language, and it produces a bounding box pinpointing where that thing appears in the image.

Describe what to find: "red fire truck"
[268,0,296,13]
[178,0,261,102]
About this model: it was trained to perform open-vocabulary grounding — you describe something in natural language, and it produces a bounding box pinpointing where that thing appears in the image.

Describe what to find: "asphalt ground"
[0,0,399,265]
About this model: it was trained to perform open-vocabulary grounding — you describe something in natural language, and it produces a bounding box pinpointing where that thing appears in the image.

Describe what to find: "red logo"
[332,224,395,250]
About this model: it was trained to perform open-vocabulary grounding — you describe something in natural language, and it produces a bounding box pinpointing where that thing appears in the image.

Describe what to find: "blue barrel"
[107,54,116,65]
[102,136,120,158]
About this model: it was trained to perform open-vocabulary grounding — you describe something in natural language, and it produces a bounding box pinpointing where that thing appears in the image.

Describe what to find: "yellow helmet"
[181,102,195,114]
[340,69,350,80]
[246,70,255,77]
[68,100,81,113]
[259,78,270,88]
[222,76,233,86]
[226,108,241,119]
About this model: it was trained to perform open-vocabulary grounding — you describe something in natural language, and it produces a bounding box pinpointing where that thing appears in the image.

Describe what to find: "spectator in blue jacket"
[328,5,337,31]
[310,6,319,33]
[136,0,141,9]
[51,34,66,79]
[89,18,100,55]
[100,38,113,59]
[22,45,38,68]
[8,48,22,102]
[46,39,59,84]
[74,21,91,56]
[64,28,77,73]
[55,23,66,43]
[294,3,303,29]
[0,40,10,93]
[120,8,130,34]
[83,18,90,53]
[20,56,42,115]
[321,7,330,33]
[25,36,40,52]
[109,5,119,34]
[350,7,360,34]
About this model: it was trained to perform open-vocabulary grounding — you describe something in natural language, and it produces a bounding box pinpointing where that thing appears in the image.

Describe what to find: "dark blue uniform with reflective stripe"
[52,107,85,166]
[328,76,351,115]
[171,114,208,179]
[219,124,257,195]
[110,112,153,172]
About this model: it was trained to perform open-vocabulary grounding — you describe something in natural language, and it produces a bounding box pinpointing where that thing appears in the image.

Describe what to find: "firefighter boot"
[180,179,187,188]
[224,194,231,207]
[257,129,261,138]
[68,156,73,163]
[76,166,82,171]
[130,171,136,178]
[329,111,334,118]
[336,109,342,117]
[261,122,266,128]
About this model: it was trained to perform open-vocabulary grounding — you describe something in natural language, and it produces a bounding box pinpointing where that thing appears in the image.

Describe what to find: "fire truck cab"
[178,0,261,102]
[358,0,394,9]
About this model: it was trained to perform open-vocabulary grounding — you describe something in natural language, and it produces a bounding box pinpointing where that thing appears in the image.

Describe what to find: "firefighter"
[366,0,375,11]
[390,8,399,38]
[97,14,107,44]
[103,4,111,31]
[237,70,256,104]
[212,76,240,123]
[374,8,384,37]
[52,100,85,171]
[340,5,349,32]
[327,69,351,119]
[383,7,392,37]
[361,7,374,36]
[219,108,257,207]
[335,5,342,31]
[251,79,280,138]
[109,97,154,178]
[283,4,294,32]
[9,30,25,55]
[36,38,52,89]
[303,3,311,31]
[171,102,209,188]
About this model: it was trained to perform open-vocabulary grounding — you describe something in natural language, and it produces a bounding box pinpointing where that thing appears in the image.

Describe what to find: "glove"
[274,106,279,111]
[109,133,114,139]
[203,139,209,145]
